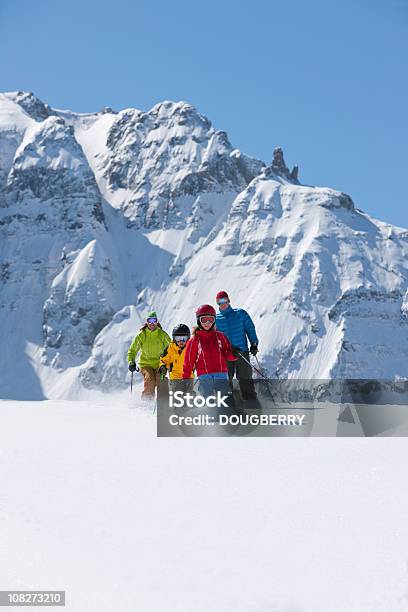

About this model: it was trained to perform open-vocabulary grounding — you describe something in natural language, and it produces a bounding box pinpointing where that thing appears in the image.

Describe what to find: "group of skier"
[127,291,259,405]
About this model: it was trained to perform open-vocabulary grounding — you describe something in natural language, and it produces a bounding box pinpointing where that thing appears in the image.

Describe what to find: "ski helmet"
[216,291,229,302]
[172,323,190,339]
[196,304,216,328]
[196,304,216,318]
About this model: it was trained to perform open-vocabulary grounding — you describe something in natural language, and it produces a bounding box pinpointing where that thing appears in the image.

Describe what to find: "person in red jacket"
[183,304,237,400]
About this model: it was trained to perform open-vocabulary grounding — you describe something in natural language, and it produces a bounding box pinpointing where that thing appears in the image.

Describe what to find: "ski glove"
[232,346,241,357]
[128,362,137,372]
[158,365,167,377]
[250,344,259,356]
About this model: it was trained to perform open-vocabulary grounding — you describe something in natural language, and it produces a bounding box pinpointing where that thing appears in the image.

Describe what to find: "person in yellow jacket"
[159,324,193,393]
[128,311,171,400]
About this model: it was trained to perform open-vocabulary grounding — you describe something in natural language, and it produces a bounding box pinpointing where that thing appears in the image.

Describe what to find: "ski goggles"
[147,317,158,324]
[216,297,229,305]
[174,335,189,342]
[199,315,215,324]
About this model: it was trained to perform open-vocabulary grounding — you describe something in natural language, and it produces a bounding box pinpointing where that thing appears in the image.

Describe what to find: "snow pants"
[195,373,235,415]
[196,372,230,399]
[227,352,257,400]
[140,367,160,399]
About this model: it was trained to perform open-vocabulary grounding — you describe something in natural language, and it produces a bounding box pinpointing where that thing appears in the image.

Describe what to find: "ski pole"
[253,354,292,405]
[237,351,276,404]
[130,365,139,393]
[254,355,268,378]
[155,367,167,415]
[237,351,267,379]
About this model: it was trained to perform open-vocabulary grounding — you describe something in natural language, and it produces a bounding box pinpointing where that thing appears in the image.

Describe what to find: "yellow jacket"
[160,342,193,380]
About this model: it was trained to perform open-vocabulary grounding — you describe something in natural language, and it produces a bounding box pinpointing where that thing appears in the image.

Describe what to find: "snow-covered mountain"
[1,90,408,399]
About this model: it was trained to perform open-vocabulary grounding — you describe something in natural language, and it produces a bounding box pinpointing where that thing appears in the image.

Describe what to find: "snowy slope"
[1,398,408,612]
[1,91,408,399]
[176,175,408,379]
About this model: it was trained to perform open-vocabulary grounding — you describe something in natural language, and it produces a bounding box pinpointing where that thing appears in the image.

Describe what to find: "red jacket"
[182,329,237,378]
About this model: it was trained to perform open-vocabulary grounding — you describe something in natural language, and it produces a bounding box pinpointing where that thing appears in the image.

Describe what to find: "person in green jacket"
[128,311,171,400]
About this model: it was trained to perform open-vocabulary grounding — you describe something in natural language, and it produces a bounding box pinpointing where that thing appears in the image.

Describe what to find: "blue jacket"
[215,306,258,352]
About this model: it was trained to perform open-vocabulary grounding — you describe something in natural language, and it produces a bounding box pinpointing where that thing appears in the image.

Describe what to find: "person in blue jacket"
[215,290,258,400]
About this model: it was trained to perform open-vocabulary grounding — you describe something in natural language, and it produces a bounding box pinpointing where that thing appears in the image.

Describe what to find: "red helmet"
[216,291,229,301]
[196,304,216,317]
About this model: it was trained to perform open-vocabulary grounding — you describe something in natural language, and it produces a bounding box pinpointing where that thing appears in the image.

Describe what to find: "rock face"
[270,147,299,182]
[1,91,408,398]
[96,101,265,229]
[8,91,56,122]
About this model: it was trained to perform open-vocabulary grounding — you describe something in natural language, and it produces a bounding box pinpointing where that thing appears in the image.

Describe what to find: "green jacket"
[127,327,171,369]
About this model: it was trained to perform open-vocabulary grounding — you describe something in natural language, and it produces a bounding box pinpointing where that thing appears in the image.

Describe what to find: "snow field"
[0,399,407,612]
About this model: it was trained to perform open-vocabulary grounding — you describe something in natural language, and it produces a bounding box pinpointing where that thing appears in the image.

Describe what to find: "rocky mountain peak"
[266,146,299,182]
[4,91,55,122]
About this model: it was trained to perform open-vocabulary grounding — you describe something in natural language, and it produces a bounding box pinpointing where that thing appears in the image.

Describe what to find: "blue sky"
[1,0,407,226]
